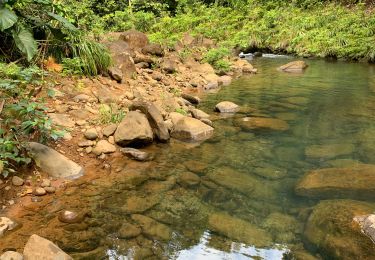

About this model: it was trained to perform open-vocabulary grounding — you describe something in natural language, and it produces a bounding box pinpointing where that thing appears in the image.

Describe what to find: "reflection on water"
[3,58,375,259]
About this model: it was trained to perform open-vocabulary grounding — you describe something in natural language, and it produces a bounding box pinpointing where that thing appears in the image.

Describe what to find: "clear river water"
[3,57,375,259]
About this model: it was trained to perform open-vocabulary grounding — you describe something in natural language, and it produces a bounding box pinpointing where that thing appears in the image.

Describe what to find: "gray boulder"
[23,234,72,260]
[114,111,153,147]
[130,101,170,142]
[27,142,84,179]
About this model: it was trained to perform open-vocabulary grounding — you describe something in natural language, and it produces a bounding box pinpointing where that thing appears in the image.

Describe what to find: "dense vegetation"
[0,0,374,176]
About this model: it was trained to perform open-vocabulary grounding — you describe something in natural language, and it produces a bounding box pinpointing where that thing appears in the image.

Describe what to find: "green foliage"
[98,104,126,124]
[0,63,63,177]
[203,47,231,71]
[62,57,85,75]
[175,107,188,116]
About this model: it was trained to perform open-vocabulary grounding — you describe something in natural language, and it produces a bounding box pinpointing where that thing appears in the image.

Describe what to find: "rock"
[41,179,51,188]
[234,117,290,131]
[49,113,75,129]
[304,200,375,260]
[58,210,88,224]
[262,212,300,243]
[254,166,287,180]
[190,108,210,120]
[114,111,154,147]
[142,43,164,56]
[118,223,141,239]
[208,213,271,247]
[73,94,92,103]
[119,30,149,50]
[78,140,95,147]
[84,128,98,140]
[295,164,375,200]
[23,234,73,260]
[109,53,136,83]
[130,101,170,142]
[171,116,214,141]
[0,251,24,260]
[354,214,375,242]
[92,140,116,155]
[131,214,171,241]
[168,112,185,126]
[184,160,208,174]
[200,118,213,127]
[232,59,256,73]
[108,67,123,83]
[204,81,219,90]
[215,101,240,113]
[34,187,46,196]
[181,93,201,104]
[12,176,24,186]
[178,172,200,187]
[161,59,177,73]
[44,187,56,193]
[135,62,149,69]
[0,217,17,237]
[120,148,154,161]
[218,75,232,86]
[207,167,256,195]
[27,142,84,179]
[122,195,160,213]
[305,143,354,160]
[278,60,308,72]
[102,124,117,138]
[93,86,122,104]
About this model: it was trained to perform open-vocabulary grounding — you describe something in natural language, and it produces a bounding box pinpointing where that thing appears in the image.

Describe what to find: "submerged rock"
[58,210,88,224]
[215,101,240,113]
[304,200,375,260]
[131,214,171,241]
[114,111,153,147]
[278,61,308,72]
[23,234,73,260]
[178,172,201,187]
[120,148,154,161]
[171,116,214,141]
[295,164,375,200]
[27,142,84,179]
[122,195,160,213]
[208,213,272,247]
[305,143,354,160]
[235,117,289,131]
[118,223,141,239]
[354,214,375,243]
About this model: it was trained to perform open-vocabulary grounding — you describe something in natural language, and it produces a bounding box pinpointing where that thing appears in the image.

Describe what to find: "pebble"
[44,186,56,193]
[78,140,95,147]
[31,196,43,202]
[75,120,87,126]
[41,179,51,187]
[12,176,24,186]
[34,187,47,196]
[102,124,118,137]
[8,200,15,206]
[85,147,93,154]
[5,186,11,191]
[108,136,115,144]
[84,128,98,140]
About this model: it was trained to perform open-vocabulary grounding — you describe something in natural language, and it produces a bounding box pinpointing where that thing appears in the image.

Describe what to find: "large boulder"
[130,101,170,142]
[27,142,84,179]
[114,111,153,147]
[295,164,375,200]
[171,116,214,141]
[304,200,375,260]
[208,213,272,247]
[234,117,290,131]
[119,30,149,50]
[278,60,308,72]
[23,234,73,260]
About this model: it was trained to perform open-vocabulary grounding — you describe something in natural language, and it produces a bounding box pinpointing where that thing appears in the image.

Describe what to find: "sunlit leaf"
[0,7,17,31]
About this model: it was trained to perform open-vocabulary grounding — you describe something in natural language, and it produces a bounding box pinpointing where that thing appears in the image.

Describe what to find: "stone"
[131,214,171,241]
[78,140,95,147]
[215,101,240,113]
[171,116,214,141]
[12,176,24,186]
[40,178,51,187]
[23,234,73,260]
[27,142,84,179]
[0,217,17,237]
[161,59,177,73]
[218,75,232,86]
[168,112,185,126]
[207,167,260,195]
[234,117,290,131]
[184,160,208,174]
[119,30,149,50]
[92,140,116,156]
[84,128,98,140]
[48,113,75,128]
[200,118,213,127]
[232,59,256,73]
[0,251,24,260]
[208,213,271,247]
[305,143,354,160]
[114,111,154,147]
[108,67,122,83]
[304,200,375,260]
[110,52,136,83]
[118,223,141,239]
[295,164,375,200]
[181,93,201,104]
[354,214,375,242]
[120,148,154,162]
[130,101,170,142]
[34,187,46,196]
[44,186,56,193]
[58,210,88,224]
[278,60,308,72]
[204,81,219,90]
[73,94,92,103]
[262,212,300,243]
[178,172,200,186]
[190,108,210,120]
[142,43,164,56]
[122,195,160,213]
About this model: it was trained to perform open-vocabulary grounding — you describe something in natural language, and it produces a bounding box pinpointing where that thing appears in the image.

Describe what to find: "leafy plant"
[98,103,126,124]
[175,107,188,116]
